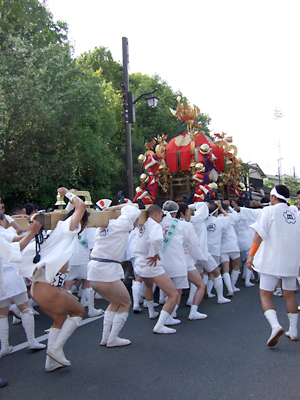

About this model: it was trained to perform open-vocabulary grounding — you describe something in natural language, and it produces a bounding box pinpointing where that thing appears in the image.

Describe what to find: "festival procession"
[2,2,300,396]
[1,95,300,391]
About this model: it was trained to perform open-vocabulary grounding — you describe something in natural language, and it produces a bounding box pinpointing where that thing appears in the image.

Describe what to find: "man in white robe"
[246,185,300,347]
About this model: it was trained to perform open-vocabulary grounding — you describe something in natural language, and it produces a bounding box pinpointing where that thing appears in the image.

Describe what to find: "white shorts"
[196,254,218,274]
[187,264,196,272]
[171,276,189,290]
[259,273,296,292]
[135,264,165,279]
[0,291,28,308]
[87,260,124,283]
[220,252,240,263]
[67,264,88,281]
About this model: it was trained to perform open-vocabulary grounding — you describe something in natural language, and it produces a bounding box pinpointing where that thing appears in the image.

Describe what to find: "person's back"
[251,202,300,276]
[160,212,188,278]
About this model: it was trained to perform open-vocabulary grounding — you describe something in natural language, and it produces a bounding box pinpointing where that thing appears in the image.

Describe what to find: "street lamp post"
[121,37,159,200]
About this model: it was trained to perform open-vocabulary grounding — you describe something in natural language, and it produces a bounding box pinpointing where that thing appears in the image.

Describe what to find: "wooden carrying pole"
[3,191,148,231]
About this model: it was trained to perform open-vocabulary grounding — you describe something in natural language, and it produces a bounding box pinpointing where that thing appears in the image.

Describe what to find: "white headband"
[209,208,219,216]
[270,187,288,202]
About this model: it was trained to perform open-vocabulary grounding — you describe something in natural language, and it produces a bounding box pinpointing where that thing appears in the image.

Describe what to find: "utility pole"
[121,37,158,200]
[274,107,283,184]
[122,37,134,200]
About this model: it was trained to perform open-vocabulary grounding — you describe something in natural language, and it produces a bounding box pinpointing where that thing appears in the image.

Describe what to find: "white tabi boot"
[165,305,181,325]
[245,268,255,287]
[153,310,177,334]
[231,270,240,292]
[285,313,298,341]
[45,328,65,372]
[186,283,197,306]
[100,311,116,346]
[144,300,159,319]
[86,288,104,318]
[21,309,46,350]
[47,316,82,365]
[131,281,142,313]
[171,304,179,318]
[80,288,88,307]
[0,316,13,356]
[159,289,165,305]
[188,305,208,320]
[214,275,231,304]
[106,312,131,347]
[28,298,38,308]
[10,304,22,324]
[223,272,234,297]
[207,279,216,298]
[10,303,21,319]
[143,283,159,307]
[264,309,284,347]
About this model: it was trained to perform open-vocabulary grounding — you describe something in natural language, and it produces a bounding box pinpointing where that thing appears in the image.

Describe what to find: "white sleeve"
[250,207,273,241]
[0,236,22,263]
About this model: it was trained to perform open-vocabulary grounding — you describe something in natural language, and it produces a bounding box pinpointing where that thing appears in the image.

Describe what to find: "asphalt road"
[1,277,300,400]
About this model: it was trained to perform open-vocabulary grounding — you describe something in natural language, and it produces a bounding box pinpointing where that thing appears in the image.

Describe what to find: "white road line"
[10,315,104,354]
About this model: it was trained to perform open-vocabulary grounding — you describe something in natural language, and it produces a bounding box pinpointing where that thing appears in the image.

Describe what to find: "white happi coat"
[190,202,210,261]
[0,233,23,297]
[180,218,204,269]
[160,214,189,278]
[234,217,253,252]
[238,207,262,241]
[19,217,81,284]
[135,218,164,268]
[251,203,300,276]
[124,227,137,264]
[87,206,141,281]
[219,211,240,254]
[68,227,96,267]
[205,214,233,257]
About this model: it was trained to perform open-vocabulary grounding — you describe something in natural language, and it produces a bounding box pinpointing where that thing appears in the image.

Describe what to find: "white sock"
[231,270,240,288]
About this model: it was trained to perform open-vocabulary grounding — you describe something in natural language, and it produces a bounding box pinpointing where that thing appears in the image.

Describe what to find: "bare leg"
[32,282,85,327]
[231,257,241,291]
[260,289,275,312]
[143,278,159,319]
[151,273,178,314]
[91,280,131,314]
[151,273,178,334]
[283,289,298,314]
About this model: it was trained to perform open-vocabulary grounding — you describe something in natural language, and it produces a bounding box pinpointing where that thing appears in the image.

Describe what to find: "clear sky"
[46,0,300,178]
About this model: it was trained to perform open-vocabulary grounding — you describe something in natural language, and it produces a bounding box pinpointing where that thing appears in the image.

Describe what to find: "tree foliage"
[283,177,300,196]
[0,0,121,210]
[0,0,214,209]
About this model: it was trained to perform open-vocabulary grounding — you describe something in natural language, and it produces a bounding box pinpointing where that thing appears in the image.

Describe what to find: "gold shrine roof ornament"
[170,96,201,129]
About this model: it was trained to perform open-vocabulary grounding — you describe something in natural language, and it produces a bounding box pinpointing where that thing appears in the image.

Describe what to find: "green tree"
[76,47,122,91]
[263,179,275,189]
[283,177,300,196]
[0,0,68,48]
[76,47,127,196]
[0,1,122,209]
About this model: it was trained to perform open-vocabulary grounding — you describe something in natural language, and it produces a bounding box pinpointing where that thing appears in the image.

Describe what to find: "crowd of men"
[0,185,300,387]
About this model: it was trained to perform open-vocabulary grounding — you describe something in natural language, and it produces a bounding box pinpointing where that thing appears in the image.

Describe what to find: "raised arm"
[18,220,42,251]
[57,187,86,231]
[4,214,24,235]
